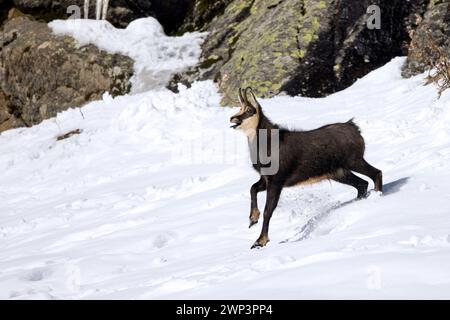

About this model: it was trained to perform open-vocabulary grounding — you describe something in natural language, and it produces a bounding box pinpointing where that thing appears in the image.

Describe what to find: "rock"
[147,0,195,34]
[0,115,25,132]
[12,0,142,28]
[0,116,25,132]
[0,90,10,124]
[0,89,25,132]
[0,0,13,26]
[179,0,233,33]
[402,0,450,78]
[169,0,428,103]
[11,0,195,33]
[0,14,133,130]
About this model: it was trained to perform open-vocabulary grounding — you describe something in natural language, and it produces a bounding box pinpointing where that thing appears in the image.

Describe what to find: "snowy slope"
[1,19,450,299]
[49,18,206,93]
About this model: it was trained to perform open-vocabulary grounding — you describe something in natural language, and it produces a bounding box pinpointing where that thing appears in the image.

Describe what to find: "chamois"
[230,87,382,249]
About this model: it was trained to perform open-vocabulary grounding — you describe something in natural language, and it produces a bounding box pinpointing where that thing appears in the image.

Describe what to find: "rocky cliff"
[170,0,430,103]
[0,14,133,131]
[402,0,450,77]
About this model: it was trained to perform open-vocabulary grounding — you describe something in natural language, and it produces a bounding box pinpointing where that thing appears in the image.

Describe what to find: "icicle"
[84,0,90,19]
[96,0,102,20]
[102,0,109,20]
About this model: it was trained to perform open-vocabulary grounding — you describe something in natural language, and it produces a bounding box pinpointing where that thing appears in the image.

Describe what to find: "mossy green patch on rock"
[214,0,312,102]
[200,54,223,69]
[317,1,327,9]
[170,0,429,105]
[291,49,306,59]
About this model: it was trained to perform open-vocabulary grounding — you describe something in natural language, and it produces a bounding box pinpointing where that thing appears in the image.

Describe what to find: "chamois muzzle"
[230,116,242,129]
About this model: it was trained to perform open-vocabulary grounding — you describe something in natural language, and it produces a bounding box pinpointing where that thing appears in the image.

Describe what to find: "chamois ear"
[245,87,261,111]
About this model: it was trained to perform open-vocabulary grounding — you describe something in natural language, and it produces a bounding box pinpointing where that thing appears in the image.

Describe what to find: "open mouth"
[230,123,240,129]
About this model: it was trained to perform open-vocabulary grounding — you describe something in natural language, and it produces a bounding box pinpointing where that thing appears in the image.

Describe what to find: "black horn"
[238,88,245,105]
[244,87,252,105]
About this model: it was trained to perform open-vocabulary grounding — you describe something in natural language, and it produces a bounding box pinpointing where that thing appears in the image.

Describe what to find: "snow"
[49,18,207,93]
[1,18,450,299]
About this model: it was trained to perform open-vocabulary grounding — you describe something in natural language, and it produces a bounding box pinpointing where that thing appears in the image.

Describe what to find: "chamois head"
[230,87,261,131]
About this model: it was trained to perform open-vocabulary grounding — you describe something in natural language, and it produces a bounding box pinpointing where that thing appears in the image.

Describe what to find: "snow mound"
[49,18,207,93]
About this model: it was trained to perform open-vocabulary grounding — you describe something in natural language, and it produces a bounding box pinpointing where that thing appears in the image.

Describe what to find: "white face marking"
[238,114,258,140]
[231,103,259,140]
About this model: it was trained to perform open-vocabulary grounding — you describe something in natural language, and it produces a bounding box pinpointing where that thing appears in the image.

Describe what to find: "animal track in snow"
[22,267,52,282]
[152,232,177,249]
[399,235,450,248]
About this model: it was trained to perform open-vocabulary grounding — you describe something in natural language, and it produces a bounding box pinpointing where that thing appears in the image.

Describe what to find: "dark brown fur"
[230,88,383,249]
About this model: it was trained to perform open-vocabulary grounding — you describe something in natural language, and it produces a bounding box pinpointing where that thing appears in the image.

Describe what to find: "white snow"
[49,18,207,93]
[1,18,450,299]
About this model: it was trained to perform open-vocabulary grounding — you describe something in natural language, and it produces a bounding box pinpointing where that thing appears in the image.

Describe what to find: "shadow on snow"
[282,177,410,243]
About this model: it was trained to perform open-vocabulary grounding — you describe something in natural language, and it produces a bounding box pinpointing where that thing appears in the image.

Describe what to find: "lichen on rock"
[170,0,429,105]
[402,0,450,78]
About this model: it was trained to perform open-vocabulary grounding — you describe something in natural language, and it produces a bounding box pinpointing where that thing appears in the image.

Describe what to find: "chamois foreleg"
[251,183,282,249]
[249,177,266,228]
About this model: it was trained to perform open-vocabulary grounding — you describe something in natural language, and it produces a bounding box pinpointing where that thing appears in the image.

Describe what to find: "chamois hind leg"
[251,184,282,249]
[249,177,266,228]
[349,159,383,192]
[333,169,369,199]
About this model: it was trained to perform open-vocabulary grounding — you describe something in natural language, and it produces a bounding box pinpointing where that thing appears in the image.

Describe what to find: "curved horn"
[244,87,253,105]
[238,88,245,105]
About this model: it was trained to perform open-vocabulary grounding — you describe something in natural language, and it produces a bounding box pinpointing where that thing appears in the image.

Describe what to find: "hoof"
[357,192,368,200]
[251,243,262,249]
[249,220,258,228]
[250,237,269,249]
